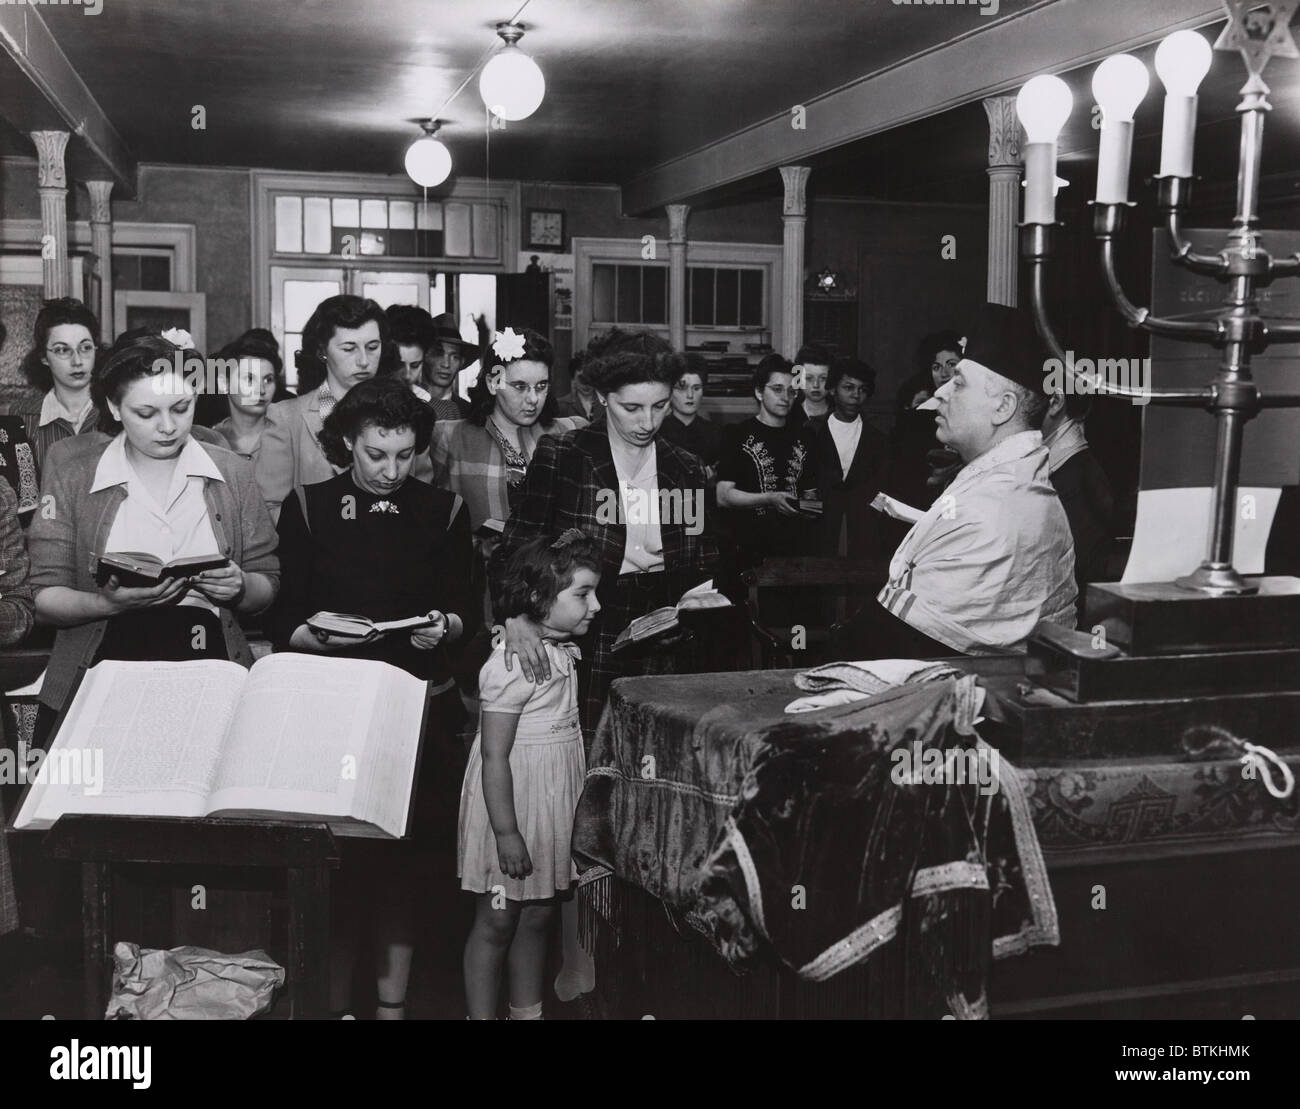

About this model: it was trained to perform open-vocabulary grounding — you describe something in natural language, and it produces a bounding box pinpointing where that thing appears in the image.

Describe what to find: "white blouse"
[93,434,224,613]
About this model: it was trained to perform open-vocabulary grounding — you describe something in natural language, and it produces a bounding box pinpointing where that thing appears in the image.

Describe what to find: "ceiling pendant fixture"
[404,119,452,187]
[478,21,546,121]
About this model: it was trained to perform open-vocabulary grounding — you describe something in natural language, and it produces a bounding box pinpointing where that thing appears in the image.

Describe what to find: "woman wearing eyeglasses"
[13,298,102,473]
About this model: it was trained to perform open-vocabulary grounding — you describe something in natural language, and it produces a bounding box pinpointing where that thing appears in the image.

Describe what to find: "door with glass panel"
[270,266,344,391]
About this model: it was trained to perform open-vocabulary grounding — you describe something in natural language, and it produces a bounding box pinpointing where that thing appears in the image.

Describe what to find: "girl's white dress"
[457,640,586,900]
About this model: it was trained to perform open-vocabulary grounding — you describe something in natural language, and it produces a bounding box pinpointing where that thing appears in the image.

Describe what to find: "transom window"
[272,194,501,260]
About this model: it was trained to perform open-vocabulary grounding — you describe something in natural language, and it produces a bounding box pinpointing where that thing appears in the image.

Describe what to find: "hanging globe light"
[478,22,545,121]
[404,120,452,187]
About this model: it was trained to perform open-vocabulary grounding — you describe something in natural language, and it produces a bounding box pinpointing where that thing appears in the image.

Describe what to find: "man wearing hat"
[425,312,478,420]
[870,303,1077,655]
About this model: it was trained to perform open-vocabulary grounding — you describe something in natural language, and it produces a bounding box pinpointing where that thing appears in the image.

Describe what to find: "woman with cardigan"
[27,332,280,737]
[489,329,718,738]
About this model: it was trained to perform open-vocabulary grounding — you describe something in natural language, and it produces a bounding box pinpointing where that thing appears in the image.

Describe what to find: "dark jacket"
[1050,448,1114,605]
[489,425,717,610]
[805,414,890,558]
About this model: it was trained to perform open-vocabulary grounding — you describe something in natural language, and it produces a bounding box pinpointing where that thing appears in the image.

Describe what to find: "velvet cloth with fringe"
[572,669,1058,1015]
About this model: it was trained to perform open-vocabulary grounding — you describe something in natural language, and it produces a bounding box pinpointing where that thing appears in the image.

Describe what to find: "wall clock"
[527,208,565,251]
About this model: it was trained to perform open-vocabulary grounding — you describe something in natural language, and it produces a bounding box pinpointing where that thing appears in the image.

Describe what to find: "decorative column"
[983,95,1022,308]
[779,165,811,359]
[31,131,71,299]
[666,203,690,352]
[85,180,114,339]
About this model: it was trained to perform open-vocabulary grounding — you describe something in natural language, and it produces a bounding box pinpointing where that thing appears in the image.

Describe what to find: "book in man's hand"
[612,579,732,652]
[306,611,440,639]
[11,654,429,839]
[95,551,229,588]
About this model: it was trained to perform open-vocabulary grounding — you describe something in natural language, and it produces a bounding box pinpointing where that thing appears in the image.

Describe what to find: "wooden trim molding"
[0,218,195,291]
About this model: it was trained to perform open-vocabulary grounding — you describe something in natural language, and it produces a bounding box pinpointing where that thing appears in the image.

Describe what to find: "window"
[687,266,764,327]
[591,264,668,326]
[111,251,172,292]
[273,193,501,260]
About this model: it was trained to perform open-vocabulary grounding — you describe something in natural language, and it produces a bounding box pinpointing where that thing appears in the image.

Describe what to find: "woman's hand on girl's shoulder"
[502,615,550,683]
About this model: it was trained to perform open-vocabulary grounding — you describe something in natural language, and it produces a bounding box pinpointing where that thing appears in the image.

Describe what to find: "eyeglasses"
[47,341,97,360]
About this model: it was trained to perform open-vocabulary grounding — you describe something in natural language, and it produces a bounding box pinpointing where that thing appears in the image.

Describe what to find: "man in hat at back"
[861,303,1077,656]
[424,312,479,420]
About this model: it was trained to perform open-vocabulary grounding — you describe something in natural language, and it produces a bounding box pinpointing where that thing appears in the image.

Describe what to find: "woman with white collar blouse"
[27,332,280,730]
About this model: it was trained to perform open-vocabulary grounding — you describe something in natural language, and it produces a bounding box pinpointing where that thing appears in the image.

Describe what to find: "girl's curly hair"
[492,530,602,623]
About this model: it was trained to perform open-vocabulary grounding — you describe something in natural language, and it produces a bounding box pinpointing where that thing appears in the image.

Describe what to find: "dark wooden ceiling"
[25,0,1043,184]
[806,14,1300,204]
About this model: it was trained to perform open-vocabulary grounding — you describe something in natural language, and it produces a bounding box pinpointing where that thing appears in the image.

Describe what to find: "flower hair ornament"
[550,527,587,551]
[160,327,195,350]
[491,327,527,363]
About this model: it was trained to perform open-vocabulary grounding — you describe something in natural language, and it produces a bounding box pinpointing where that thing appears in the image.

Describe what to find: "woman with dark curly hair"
[10,297,101,474]
[267,374,478,1020]
[255,294,424,521]
[488,328,718,737]
[885,328,966,513]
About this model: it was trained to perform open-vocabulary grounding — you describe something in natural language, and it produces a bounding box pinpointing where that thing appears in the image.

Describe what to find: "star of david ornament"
[1215,1,1300,78]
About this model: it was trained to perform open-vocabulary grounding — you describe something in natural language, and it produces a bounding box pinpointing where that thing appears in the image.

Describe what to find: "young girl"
[459,529,600,1020]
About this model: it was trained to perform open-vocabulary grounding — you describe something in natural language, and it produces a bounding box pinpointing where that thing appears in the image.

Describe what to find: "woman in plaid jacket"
[489,330,718,737]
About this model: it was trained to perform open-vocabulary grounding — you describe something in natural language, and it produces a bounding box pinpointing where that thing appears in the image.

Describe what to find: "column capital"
[982,95,1022,169]
[665,203,690,243]
[779,165,811,217]
[85,180,115,223]
[31,131,70,189]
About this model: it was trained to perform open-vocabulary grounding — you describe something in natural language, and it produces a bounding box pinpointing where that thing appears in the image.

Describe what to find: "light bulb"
[404,136,452,188]
[1155,30,1213,96]
[1016,76,1073,143]
[479,45,546,121]
[1092,54,1149,123]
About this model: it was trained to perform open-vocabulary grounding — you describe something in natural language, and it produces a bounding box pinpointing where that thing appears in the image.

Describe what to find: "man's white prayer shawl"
[878,430,1077,654]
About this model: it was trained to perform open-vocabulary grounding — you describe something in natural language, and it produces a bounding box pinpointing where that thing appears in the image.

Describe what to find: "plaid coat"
[489,425,719,733]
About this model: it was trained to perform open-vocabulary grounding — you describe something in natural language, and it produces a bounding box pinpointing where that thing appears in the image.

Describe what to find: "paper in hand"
[871,492,924,525]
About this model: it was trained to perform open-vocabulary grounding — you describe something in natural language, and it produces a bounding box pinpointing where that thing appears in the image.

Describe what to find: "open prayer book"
[95,552,229,587]
[306,611,439,639]
[11,654,429,838]
[612,579,732,652]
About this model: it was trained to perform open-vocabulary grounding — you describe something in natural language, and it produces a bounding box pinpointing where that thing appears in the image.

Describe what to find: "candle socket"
[1156,175,1193,213]
[1091,202,1129,238]
[1020,222,1056,263]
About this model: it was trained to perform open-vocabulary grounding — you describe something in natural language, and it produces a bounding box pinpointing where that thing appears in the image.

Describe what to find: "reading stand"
[43,815,340,1020]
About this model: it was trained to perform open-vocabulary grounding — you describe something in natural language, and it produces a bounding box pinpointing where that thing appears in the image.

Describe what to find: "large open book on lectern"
[11,654,429,838]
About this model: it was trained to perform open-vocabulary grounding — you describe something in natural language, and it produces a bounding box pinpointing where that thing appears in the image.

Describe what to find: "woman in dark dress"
[269,376,478,1020]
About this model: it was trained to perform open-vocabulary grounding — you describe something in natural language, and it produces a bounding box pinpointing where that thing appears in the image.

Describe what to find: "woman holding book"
[268,375,478,1020]
[26,331,280,736]
[255,294,432,522]
[488,329,718,738]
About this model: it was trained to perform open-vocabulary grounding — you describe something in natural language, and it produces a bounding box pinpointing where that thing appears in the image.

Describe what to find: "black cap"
[959,303,1048,396]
